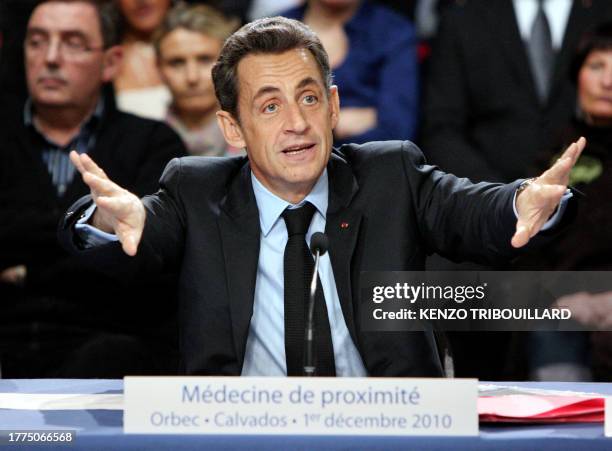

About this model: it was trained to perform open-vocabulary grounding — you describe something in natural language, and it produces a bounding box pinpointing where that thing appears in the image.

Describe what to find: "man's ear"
[101,45,123,82]
[329,85,340,130]
[217,110,247,149]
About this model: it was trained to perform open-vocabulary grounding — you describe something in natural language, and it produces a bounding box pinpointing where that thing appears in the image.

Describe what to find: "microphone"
[310,232,329,257]
[304,232,329,377]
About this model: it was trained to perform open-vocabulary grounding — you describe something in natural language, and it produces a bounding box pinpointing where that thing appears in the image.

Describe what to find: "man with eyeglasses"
[0,0,186,378]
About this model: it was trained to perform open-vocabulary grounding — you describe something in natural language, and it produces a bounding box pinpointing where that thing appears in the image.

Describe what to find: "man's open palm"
[70,151,145,256]
[512,137,586,248]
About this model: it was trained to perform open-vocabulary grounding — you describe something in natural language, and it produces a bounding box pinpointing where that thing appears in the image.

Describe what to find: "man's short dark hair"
[34,0,122,48]
[211,16,332,121]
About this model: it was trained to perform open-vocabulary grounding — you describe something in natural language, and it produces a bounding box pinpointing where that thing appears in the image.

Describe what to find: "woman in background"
[521,23,612,382]
[154,3,240,156]
[115,0,172,119]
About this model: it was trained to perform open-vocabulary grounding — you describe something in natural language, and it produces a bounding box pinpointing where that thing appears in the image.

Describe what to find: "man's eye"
[197,55,214,64]
[303,95,317,105]
[264,103,278,113]
[65,37,86,51]
[26,36,47,48]
[167,59,185,68]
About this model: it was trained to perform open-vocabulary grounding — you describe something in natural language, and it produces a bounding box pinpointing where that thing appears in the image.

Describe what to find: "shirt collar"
[23,96,105,133]
[23,98,33,126]
[251,169,329,237]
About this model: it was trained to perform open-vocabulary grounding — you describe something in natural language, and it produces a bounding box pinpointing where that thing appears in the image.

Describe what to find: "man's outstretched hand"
[70,151,145,256]
[511,137,586,248]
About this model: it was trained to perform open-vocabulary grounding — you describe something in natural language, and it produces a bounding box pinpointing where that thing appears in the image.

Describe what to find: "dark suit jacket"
[60,140,532,377]
[420,0,612,183]
[0,98,186,334]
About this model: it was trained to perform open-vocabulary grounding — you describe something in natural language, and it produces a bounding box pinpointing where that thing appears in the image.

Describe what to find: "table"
[1,379,611,450]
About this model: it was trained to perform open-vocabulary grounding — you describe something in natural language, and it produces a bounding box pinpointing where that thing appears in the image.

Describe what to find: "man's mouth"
[282,143,315,155]
[38,77,66,87]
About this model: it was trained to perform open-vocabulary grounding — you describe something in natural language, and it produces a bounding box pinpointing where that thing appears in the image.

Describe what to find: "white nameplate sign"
[124,377,478,436]
[606,397,612,437]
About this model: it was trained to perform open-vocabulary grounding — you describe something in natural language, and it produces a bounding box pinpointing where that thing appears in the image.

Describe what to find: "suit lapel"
[484,1,539,101]
[325,152,362,346]
[218,164,261,364]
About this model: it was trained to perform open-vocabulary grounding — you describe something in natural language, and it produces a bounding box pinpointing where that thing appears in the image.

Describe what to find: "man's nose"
[186,61,199,85]
[284,102,309,134]
[44,38,62,65]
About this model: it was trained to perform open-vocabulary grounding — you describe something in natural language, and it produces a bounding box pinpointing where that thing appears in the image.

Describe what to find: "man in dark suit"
[0,0,186,378]
[63,16,583,377]
[420,0,612,183]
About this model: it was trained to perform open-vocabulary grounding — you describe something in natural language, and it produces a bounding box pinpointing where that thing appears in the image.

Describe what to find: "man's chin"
[32,95,71,108]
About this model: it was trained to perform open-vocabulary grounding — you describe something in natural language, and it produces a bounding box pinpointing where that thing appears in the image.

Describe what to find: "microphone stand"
[303,246,322,377]
[303,232,328,377]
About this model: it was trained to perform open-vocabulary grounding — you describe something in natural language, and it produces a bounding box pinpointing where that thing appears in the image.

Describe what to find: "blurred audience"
[518,22,612,381]
[421,0,612,183]
[420,0,612,382]
[247,0,302,21]
[114,0,173,119]
[0,0,38,118]
[282,0,419,145]
[208,0,408,23]
[154,3,241,155]
[0,0,186,378]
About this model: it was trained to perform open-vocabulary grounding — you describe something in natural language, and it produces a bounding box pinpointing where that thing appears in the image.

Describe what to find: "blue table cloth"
[1,379,611,450]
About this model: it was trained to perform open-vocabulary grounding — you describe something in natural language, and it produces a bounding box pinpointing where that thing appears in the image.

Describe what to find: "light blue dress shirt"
[242,169,367,376]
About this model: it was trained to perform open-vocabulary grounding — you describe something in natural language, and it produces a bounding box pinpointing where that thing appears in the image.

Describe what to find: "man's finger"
[119,233,138,257]
[82,172,122,197]
[560,136,586,161]
[116,224,142,257]
[78,152,108,179]
[539,154,573,185]
[513,215,550,248]
[511,222,531,248]
[70,150,86,175]
[95,195,135,217]
[539,137,586,184]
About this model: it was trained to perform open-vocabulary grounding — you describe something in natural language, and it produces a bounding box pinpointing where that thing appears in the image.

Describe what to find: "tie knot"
[282,202,316,236]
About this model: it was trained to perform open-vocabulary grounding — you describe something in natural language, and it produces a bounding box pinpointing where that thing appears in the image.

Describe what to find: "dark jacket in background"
[0,98,187,376]
[420,0,612,183]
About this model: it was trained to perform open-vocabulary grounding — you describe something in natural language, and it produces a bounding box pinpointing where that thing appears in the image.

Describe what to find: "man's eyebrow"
[26,27,89,40]
[253,85,281,103]
[252,77,322,103]
[25,27,49,36]
[296,77,320,91]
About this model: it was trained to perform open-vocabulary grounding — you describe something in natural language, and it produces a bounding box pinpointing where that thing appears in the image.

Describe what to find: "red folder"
[478,394,604,423]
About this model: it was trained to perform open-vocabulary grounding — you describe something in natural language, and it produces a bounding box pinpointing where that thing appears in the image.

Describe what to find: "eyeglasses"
[25,34,105,60]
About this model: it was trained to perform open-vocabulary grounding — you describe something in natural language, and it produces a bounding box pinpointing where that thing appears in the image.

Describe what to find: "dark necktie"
[282,203,336,376]
[527,0,554,103]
